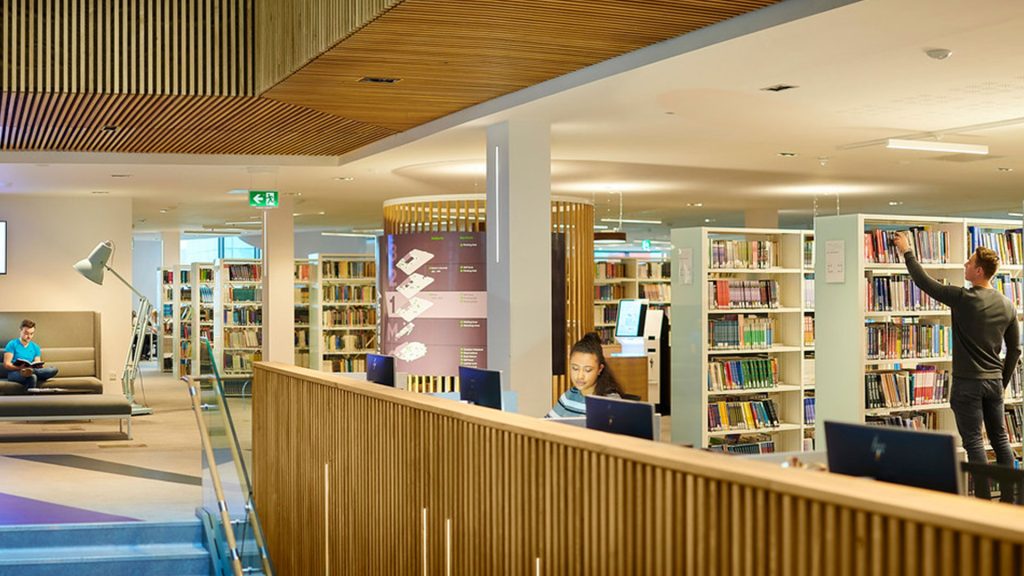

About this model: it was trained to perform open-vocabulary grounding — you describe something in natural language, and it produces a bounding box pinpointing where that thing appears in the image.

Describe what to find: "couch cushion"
[0,377,102,395]
[45,347,96,363]
[0,394,130,417]
[47,360,96,378]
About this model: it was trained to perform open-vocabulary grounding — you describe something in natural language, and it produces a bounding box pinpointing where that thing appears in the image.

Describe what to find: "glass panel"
[197,337,274,574]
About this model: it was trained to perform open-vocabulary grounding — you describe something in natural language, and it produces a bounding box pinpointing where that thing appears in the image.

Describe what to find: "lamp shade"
[73,241,114,285]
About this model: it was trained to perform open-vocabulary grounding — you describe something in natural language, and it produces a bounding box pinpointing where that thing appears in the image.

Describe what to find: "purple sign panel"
[379,232,487,375]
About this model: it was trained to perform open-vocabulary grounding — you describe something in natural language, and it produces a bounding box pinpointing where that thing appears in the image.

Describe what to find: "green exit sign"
[249,190,279,208]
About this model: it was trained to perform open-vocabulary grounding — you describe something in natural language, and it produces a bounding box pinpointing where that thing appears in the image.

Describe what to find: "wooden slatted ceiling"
[263,0,781,132]
[0,92,395,155]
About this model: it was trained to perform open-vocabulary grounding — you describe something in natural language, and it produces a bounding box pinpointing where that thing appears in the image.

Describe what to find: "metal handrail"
[187,381,244,576]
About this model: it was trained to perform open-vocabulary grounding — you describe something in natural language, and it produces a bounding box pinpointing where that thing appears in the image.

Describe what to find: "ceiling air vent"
[760,84,798,92]
[359,76,402,84]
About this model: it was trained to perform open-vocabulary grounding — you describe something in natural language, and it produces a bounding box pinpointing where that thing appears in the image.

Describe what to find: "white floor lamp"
[74,241,153,416]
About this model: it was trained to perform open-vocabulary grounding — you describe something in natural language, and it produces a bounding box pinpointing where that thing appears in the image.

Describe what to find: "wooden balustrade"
[254,362,1024,575]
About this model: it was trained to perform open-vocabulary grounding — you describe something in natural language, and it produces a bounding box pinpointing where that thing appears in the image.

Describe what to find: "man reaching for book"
[3,319,58,390]
[894,232,1019,480]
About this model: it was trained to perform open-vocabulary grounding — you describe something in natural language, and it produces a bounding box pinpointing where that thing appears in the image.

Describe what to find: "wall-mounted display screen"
[0,221,6,275]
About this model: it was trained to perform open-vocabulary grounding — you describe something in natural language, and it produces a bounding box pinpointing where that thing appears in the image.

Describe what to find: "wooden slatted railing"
[254,362,1024,576]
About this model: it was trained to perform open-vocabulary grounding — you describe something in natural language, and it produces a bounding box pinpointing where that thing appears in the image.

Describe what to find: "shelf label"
[249,190,279,208]
[825,240,845,283]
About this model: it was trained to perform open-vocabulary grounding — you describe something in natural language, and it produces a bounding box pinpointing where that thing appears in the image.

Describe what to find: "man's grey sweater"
[903,250,1021,384]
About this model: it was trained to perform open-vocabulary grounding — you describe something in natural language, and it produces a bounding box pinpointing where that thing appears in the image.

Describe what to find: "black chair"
[960,461,1024,504]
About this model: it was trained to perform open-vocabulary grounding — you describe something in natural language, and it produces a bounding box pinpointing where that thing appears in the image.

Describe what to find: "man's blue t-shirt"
[5,339,41,364]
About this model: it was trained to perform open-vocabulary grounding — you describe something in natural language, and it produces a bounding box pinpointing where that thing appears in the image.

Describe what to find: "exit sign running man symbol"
[249,190,279,208]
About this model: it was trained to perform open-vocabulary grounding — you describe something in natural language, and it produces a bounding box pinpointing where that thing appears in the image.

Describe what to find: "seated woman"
[547,332,624,418]
[3,319,58,390]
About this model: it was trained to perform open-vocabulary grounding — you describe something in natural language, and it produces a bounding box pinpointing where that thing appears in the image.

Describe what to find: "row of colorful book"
[707,398,781,431]
[865,275,945,312]
[865,320,951,360]
[866,411,938,430]
[708,315,776,350]
[595,261,628,280]
[321,261,375,279]
[863,227,949,264]
[709,239,779,269]
[707,357,779,391]
[322,307,377,327]
[226,264,262,281]
[967,226,1023,266]
[708,279,780,309]
[864,367,950,409]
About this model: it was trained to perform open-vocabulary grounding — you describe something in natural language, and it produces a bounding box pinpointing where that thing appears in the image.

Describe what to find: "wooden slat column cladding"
[383,196,593,402]
[253,363,1024,576]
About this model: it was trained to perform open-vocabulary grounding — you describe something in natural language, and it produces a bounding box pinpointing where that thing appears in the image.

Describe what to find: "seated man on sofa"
[3,319,59,390]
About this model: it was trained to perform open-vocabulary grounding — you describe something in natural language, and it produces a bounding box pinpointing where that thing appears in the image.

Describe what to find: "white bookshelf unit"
[814,214,1024,459]
[310,254,378,373]
[158,268,174,372]
[176,262,214,378]
[294,259,312,368]
[671,227,813,453]
[593,256,671,344]
[213,259,263,378]
[171,265,191,378]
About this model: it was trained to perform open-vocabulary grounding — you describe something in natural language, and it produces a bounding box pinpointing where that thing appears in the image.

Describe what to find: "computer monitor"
[584,395,656,441]
[615,299,648,338]
[366,353,395,387]
[458,366,502,410]
[824,421,961,494]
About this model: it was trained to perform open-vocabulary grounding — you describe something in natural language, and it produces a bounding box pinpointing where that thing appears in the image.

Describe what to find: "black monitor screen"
[615,299,647,338]
[458,366,502,410]
[585,395,655,440]
[366,353,395,387]
[824,421,961,494]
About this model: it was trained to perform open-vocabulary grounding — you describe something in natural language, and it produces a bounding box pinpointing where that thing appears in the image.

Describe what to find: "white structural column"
[262,194,295,364]
[161,230,180,268]
[486,120,552,416]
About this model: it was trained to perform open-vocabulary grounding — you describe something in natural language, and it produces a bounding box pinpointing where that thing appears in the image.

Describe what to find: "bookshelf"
[213,259,264,378]
[158,268,174,372]
[671,227,813,453]
[294,259,312,368]
[593,255,671,344]
[310,254,378,373]
[815,214,1024,459]
[171,264,191,378]
[176,262,214,378]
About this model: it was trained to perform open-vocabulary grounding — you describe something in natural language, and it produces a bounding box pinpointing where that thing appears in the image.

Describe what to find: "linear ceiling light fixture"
[886,138,988,155]
[321,232,377,239]
[599,217,663,225]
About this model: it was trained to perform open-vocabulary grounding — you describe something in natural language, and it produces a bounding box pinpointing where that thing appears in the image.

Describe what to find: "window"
[180,236,261,264]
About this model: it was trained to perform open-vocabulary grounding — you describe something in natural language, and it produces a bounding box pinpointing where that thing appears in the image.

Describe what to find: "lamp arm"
[104,265,153,307]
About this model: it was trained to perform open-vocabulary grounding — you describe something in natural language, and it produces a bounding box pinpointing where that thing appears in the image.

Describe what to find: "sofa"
[0,312,104,395]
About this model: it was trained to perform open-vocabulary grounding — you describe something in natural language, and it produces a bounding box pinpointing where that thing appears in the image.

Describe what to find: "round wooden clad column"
[383,195,594,403]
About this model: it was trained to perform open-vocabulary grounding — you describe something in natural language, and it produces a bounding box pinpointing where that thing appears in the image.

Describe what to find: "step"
[0,520,203,549]
[0,544,209,576]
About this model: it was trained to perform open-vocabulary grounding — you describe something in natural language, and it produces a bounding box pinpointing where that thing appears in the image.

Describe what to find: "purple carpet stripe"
[0,492,140,525]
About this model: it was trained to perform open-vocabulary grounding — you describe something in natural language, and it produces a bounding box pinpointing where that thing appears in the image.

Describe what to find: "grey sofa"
[0,312,104,395]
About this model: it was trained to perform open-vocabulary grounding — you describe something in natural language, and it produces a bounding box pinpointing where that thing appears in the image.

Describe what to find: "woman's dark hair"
[570,332,623,396]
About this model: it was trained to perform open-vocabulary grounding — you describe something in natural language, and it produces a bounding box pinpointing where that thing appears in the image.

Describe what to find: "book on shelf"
[864,319,951,360]
[707,396,781,431]
[803,316,814,346]
[708,279,779,309]
[636,261,670,279]
[707,436,775,455]
[709,239,778,269]
[707,357,779,391]
[323,284,375,303]
[640,283,669,301]
[866,275,946,312]
[595,261,628,280]
[593,304,617,325]
[198,285,213,303]
[990,275,1023,309]
[864,367,950,409]
[803,237,814,268]
[295,262,311,282]
[224,327,262,348]
[228,286,262,302]
[863,226,949,264]
[804,395,815,426]
[322,356,368,372]
[708,315,775,349]
[967,226,1023,266]
[321,260,375,279]
[803,356,815,385]
[804,275,814,309]
[224,308,262,326]
[866,411,937,430]
[295,328,309,349]
[323,307,377,327]
[226,263,262,281]
[295,285,310,304]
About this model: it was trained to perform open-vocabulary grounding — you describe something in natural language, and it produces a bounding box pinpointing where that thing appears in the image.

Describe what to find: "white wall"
[0,197,133,392]
[240,231,376,258]
[132,237,162,311]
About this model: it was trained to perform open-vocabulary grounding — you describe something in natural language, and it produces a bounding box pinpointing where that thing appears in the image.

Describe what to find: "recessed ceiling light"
[1009,212,1024,217]
[322,232,377,238]
[760,84,798,92]
[226,189,248,195]
[593,225,610,230]
[159,209,168,214]
[224,221,262,226]
[292,213,301,217]
[704,218,716,223]
[886,138,988,155]
[778,152,798,158]
[888,201,903,206]
[91,190,110,195]
[318,211,326,215]
[686,202,703,207]
[358,76,402,84]
[110,173,132,178]
[333,176,355,182]
[599,217,662,225]
[998,167,1014,172]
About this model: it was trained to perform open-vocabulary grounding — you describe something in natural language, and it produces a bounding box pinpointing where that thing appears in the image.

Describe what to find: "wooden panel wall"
[383,197,593,401]
[254,0,403,93]
[263,0,781,131]
[0,91,395,154]
[254,363,1024,576]
[0,0,255,96]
